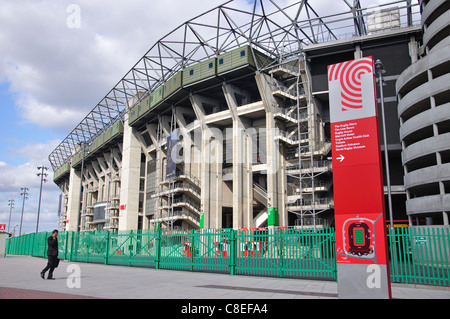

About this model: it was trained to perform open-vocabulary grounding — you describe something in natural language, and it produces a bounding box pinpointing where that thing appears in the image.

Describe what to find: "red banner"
[328,57,391,298]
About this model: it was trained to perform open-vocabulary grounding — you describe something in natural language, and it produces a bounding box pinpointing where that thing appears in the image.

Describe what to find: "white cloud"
[0,0,226,131]
[0,140,62,234]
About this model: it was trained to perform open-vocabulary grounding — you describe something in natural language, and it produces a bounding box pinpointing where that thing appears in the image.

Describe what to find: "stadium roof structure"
[48,0,420,170]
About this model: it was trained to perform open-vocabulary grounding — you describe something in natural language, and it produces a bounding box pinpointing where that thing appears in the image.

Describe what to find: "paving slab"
[1,255,449,300]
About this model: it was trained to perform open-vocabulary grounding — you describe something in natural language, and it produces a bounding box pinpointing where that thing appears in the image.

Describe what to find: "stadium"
[49,0,449,233]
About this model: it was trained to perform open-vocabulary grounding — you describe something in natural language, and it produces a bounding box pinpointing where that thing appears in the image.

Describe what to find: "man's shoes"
[40,272,45,279]
[47,276,55,280]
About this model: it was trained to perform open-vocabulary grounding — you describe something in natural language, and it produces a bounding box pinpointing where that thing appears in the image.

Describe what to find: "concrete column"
[66,167,81,232]
[118,117,142,231]
[223,84,253,229]
[255,72,286,226]
[190,94,223,229]
[354,45,363,59]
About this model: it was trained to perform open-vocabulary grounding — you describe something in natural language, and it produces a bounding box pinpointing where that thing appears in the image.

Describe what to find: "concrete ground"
[1,255,449,300]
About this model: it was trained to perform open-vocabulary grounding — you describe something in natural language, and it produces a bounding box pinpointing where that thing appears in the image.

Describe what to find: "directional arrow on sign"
[336,155,345,162]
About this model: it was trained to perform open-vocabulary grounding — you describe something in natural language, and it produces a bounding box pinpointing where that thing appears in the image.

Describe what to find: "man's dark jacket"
[47,236,59,257]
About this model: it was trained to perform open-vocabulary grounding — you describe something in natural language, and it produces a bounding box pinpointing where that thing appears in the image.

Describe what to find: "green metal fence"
[5,227,450,287]
[234,227,336,280]
[387,226,450,286]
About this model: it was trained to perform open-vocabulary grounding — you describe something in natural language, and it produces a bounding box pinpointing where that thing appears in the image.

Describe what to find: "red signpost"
[328,57,391,299]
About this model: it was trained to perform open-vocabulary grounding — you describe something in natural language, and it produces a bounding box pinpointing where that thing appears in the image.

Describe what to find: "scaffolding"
[268,54,332,228]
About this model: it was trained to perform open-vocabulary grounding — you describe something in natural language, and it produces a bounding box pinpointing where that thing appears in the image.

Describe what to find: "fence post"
[191,232,195,272]
[63,232,69,261]
[105,230,110,266]
[69,232,75,262]
[279,228,284,278]
[230,230,236,276]
[129,230,133,267]
[155,228,161,270]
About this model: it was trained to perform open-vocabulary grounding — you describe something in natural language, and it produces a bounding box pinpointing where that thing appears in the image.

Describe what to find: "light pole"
[77,142,86,232]
[375,59,394,230]
[8,199,14,233]
[36,166,48,233]
[19,187,29,236]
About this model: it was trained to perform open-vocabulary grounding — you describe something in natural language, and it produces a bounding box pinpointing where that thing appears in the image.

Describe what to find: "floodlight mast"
[36,166,48,233]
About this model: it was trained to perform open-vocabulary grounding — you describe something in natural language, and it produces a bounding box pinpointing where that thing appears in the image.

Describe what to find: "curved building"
[396,0,450,226]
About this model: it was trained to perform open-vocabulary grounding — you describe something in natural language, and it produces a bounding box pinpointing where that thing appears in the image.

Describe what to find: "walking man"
[40,230,59,280]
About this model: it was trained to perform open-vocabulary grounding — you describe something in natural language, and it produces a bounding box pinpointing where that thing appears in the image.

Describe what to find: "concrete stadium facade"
[50,1,445,232]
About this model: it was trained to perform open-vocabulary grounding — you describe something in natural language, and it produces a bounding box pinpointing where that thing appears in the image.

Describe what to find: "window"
[219,58,224,65]
[240,50,246,57]
[174,78,177,84]
[209,62,213,69]
[189,70,194,76]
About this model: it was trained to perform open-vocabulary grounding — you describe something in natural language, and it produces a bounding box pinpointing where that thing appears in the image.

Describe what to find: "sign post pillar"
[328,57,391,299]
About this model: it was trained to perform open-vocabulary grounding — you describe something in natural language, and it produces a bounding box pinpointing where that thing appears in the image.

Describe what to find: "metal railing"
[5,226,450,287]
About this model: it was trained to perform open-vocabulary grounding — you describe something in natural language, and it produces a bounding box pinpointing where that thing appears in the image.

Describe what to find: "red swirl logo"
[328,58,373,111]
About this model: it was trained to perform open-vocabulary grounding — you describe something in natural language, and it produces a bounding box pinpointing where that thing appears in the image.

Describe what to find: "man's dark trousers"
[41,236,59,279]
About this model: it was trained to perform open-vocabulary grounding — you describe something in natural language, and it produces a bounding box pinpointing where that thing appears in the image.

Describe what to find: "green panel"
[98,133,105,148]
[234,227,336,280]
[199,212,204,229]
[163,72,183,98]
[71,151,83,167]
[53,162,71,181]
[128,104,139,124]
[100,121,124,147]
[103,128,112,144]
[90,139,97,152]
[252,49,273,69]
[267,207,278,226]
[158,229,231,274]
[70,231,110,264]
[388,227,450,286]
[84,144,93,160]
[107,230,158,267]
[90,132,105,153]
[150,87,164,108]
[217,46,251,74]
[138,96,151,117]
[183,58,216,86]
[111,120,124,137]
[217,45,273,74]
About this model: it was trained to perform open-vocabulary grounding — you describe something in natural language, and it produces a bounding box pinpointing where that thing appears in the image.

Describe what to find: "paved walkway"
[1,255,449,300]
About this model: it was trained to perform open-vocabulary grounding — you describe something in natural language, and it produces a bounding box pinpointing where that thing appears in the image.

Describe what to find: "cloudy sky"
[0,0,408,235]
